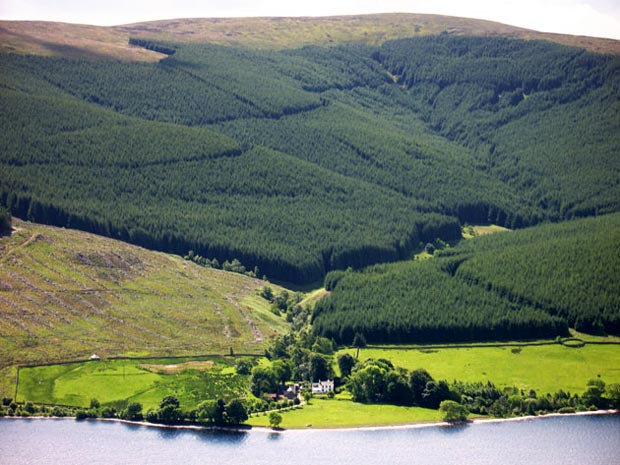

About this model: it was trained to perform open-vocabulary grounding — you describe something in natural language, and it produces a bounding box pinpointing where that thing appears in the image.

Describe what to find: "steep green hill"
[312,214,620,344]
[1,31,619,284]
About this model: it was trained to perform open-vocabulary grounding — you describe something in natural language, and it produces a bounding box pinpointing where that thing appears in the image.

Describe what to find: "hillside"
[0,219,289,371]
[1,18,619,284]
[313,214,620,344]
[2,14,619,62]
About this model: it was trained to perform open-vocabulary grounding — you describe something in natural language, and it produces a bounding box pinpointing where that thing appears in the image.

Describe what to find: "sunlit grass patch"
[247,398,443,429]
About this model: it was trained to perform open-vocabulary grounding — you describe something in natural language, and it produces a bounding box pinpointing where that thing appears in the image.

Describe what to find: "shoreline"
[272,409,619,433]
[3,409,617,434]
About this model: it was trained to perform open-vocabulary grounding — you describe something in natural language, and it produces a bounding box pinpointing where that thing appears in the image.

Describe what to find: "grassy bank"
[246,398,443,429]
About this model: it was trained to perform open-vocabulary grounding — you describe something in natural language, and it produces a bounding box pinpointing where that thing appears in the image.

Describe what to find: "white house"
[311,379,334,394]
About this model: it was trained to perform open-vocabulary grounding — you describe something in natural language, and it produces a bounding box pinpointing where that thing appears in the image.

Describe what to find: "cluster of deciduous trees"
[185,251,261,278]
[248,321,337,399]
[0,395,250,427]
[251,346,333,397]
[340,358,456,412]
[343,358,457,408]
[193,398,248,426]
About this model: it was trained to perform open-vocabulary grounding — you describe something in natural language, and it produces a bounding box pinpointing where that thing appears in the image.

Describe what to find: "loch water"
[1,414,619,465]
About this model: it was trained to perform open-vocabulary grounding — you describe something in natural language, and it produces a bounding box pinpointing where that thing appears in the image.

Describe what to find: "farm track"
[226,295,263,343]
[0,232,40,263]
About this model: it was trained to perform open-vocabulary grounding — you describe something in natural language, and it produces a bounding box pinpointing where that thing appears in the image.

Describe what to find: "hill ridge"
[1,13,619,62]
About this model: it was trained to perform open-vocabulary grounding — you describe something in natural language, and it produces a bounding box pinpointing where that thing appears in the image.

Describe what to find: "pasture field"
[16,356,254,410]
[338,341,620,395]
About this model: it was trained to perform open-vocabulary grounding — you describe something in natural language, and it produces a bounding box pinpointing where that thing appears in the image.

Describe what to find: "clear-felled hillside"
[0,219,289,368]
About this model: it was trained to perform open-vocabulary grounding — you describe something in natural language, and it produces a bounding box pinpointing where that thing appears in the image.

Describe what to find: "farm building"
[311,379,334,394]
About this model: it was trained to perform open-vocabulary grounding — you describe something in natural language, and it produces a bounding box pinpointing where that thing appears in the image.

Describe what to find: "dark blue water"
[1,415,619,465]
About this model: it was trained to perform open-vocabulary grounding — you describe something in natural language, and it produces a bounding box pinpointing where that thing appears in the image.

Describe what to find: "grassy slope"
[117,14,620,54]
[0,220,289,397]
[0,20,165,61]
[462,224,510,239]
[1,14,619,62]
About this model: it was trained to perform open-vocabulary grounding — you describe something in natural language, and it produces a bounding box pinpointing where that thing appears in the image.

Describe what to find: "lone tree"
[440,400,469,422]
[156,395,182,424]
[226,399,248,425]
[260,286,274,301]
[337,353,356,379]
[160,395,180,409]
[269,412,282,429]
[582,378,606,408]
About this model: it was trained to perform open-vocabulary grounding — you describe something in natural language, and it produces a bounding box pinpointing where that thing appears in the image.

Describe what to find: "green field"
[16,356,253,410]
[339,342,620,395]
[247,398,443,429]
